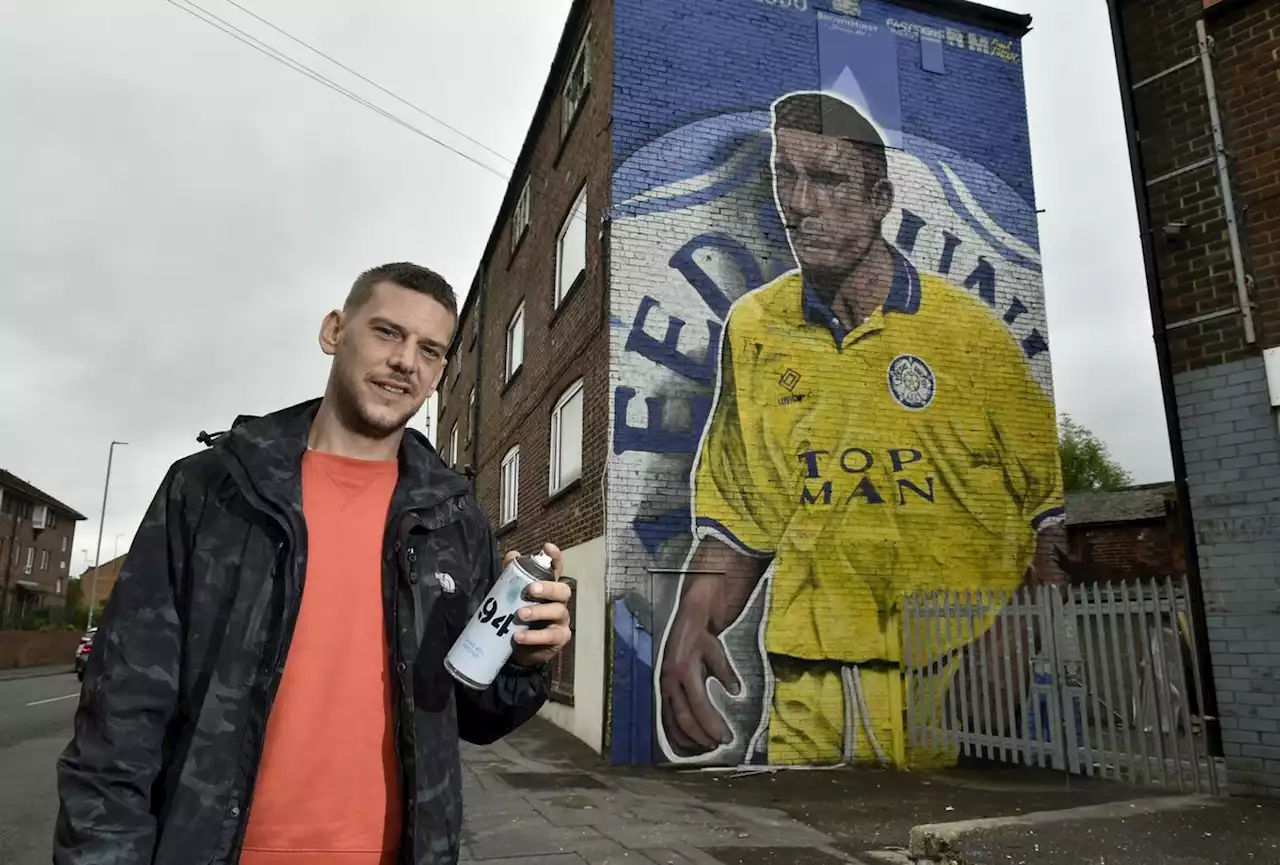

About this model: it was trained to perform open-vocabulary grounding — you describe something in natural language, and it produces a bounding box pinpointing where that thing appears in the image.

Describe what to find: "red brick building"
[1109,0,1280,796]
[1063,483,1187,585]
[0,469,86,627]
[436,0,610,749]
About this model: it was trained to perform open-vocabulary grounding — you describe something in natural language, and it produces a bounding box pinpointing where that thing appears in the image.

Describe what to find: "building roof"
[0,469,87,520]
[1065,482,1175,528]
[892,0,1032,36]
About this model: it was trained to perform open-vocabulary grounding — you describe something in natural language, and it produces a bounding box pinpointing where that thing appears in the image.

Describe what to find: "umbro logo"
[434,572,457,594]
[778,369,807,405]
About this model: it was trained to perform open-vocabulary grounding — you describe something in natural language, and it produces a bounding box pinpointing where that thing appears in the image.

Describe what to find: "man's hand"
[506,542,573,668]
[658,580,741,755]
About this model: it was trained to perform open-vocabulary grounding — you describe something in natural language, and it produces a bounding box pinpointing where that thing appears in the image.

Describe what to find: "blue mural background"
[606,0,1044,765]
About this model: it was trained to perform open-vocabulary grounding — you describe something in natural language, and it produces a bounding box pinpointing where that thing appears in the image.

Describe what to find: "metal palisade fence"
[903,577,1220,794]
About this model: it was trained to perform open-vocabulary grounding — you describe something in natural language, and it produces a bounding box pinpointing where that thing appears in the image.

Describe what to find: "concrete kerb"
[0,664,75,682]
[907,794,1220,862]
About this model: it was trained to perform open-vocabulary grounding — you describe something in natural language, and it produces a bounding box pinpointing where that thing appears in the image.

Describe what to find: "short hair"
[772,92,888,191]
[344,262,458,318]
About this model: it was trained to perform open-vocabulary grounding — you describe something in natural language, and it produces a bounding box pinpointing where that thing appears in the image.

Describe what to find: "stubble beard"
[333,370,413,440]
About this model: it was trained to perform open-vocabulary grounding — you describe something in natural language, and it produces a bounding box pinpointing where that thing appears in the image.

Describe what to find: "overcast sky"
[1,0,1169,576]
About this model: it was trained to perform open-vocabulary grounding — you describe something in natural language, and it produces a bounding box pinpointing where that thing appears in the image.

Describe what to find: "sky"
[1,0,1171,577]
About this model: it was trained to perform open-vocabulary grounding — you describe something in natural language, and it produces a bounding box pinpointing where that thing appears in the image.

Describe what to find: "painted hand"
[657,585,741,756]
[507,542,574,668]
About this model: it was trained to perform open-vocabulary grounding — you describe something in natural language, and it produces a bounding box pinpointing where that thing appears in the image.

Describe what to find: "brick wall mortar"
[1117,0,1280,370]
[1173,356,1280,796]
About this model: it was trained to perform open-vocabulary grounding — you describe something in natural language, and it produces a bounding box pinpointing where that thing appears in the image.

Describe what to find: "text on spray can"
[444,551,554,690]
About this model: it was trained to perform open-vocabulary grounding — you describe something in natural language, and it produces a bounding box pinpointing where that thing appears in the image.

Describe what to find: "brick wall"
[1067,520,1184,584]
[1113,0,1280,797]
[1175,358,1280,797]
[606,0,1053,767]
[0,630,81,670]
[1115,0,1279,368]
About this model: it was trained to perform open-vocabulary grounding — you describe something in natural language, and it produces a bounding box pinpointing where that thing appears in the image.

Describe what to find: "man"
[54,263,573,865]
[657,93,1064,767]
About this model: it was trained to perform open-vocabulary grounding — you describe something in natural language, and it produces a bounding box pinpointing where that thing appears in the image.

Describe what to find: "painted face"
[322,280,453,439]
[773,126,893,276]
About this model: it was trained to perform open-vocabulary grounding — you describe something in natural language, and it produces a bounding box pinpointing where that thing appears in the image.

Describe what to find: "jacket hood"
[217,397,471,518]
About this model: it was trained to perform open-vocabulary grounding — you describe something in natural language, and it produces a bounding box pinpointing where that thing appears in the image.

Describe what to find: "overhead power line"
[160,0,510,181]
[218,0,515,167]
[159,0,588,229]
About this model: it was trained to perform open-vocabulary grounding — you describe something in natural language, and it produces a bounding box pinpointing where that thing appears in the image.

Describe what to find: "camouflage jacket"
[53,398,549,865]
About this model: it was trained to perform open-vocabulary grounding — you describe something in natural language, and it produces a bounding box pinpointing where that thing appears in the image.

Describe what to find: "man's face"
[320,280,453,439]
[773,127,892,275]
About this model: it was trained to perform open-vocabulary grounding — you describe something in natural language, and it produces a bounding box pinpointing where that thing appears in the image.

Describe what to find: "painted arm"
[658,536,771,756]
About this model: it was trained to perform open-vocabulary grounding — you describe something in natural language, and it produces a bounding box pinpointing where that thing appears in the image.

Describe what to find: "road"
[0,672,80,865]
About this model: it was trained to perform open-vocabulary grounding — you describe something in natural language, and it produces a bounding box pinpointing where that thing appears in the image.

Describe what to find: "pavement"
[473,718,1280,865]
[3,670,1279,865]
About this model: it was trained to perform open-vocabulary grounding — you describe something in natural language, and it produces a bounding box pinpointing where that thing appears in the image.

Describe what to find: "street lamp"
[87,440,127,630]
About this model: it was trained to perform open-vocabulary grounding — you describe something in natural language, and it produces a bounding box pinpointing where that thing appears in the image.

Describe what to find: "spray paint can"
[444,551,555,690]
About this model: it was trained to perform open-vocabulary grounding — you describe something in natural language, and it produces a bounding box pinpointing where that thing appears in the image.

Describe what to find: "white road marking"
[26,693,79,707]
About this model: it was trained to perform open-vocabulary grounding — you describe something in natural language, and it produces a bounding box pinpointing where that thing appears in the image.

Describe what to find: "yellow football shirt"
[693,253,1062,664]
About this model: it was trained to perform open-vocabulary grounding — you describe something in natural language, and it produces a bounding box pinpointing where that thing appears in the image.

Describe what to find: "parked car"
[74,627,96,681]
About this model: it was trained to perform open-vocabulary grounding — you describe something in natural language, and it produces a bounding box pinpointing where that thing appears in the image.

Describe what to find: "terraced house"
[0,469,85,627]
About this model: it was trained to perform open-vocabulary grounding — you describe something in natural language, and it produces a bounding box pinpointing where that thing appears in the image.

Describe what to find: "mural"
[607,0,1063,768]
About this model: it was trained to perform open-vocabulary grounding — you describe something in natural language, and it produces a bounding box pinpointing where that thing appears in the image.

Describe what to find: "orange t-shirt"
[241,449,402,865]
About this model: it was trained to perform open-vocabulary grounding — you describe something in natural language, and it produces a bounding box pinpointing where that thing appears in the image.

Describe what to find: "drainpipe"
[1106,0,1221,757]
[469,263,487,489]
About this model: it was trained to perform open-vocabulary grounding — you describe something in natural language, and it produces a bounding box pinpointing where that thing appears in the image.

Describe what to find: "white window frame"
[23,547,33,575]
[450,422,459,469]
[556,187,588,309]
[506,302,525,381]
[562,27,592,138]
[467,388,476,443]
[549,379,585,494]
[61,536,68,553]
[500,446,521,526]
[39,549,49,571]
[511,179,531,254]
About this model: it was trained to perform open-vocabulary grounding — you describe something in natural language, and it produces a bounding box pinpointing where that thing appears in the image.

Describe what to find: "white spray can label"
[444,551,554,690]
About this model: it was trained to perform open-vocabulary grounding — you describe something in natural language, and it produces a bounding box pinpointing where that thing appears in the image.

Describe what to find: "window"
[556,188,587,309]
[61,536,67,553]
[550,379,584,493]
[500,447,521,526]
[506,302,525,381]
[23,547,33,575]
[2,497,32,519]
[511,179,531,253]
[450,422,459,469]
[47,512,57,529]
[56,578,63,595]
[549,576,578,704]
[467,388,477,443]
[39,549,49,571]
[562,28,592,138]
